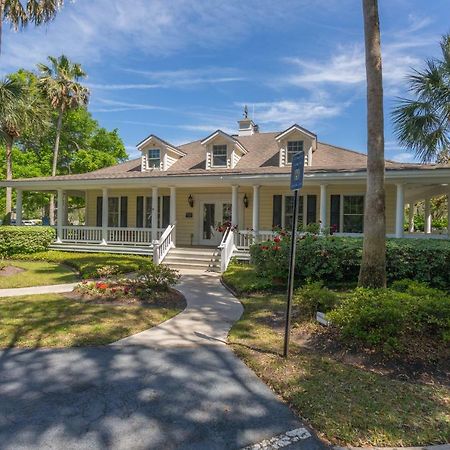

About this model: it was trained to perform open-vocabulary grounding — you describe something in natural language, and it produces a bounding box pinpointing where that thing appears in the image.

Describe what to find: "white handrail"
[153,224,175,264]
[219,227,235,272]
[234,230,275,249]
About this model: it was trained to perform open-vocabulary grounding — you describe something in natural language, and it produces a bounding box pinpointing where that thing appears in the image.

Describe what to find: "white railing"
[234,230,275,249]
[153,224,175,264]
[60,226,164,245]
[219,227,235,272]
[61,226,103,243]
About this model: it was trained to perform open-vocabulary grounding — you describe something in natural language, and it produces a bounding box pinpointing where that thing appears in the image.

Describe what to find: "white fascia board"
[276,124,317,141]
[201,130,248,154]
[137,135,186,156]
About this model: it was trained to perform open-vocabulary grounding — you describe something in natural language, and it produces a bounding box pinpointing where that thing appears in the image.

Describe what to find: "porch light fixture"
[243,194,249,208]
[188,194,194,208]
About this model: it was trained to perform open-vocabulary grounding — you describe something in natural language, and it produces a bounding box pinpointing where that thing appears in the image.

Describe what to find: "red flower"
[273,236,281,243]
[260,245,269,251]
[273,245,280,251]
[96,282,108,290]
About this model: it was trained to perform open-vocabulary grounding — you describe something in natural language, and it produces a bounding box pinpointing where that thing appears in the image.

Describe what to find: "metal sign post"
[283,151,305,358]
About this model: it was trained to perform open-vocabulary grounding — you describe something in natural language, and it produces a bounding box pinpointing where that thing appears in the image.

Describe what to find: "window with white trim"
[343,195,364,233]
[147,149,161,169]
[287,140,303,164]
[212,145,227,167]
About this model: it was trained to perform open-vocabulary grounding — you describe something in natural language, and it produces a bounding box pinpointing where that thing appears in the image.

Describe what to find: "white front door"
[199,200,232,246]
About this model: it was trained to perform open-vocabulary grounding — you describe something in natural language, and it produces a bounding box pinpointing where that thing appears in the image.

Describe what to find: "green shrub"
[0,226,55,256]
[250,236,450,289]
[134,264,180,293]
[222,261,274,294]
[328,282,450,353]
[294,280,339,319]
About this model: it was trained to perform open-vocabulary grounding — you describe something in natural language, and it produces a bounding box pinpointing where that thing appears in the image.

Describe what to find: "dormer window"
[212,145,227,167]
[147,149,161,169]
[287,140,304,164]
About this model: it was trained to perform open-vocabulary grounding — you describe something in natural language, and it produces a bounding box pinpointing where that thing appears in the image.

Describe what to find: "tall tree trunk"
[358,0,386,288]
[0,0,4,55]
[49,108,64,225]
[5,135,13,217]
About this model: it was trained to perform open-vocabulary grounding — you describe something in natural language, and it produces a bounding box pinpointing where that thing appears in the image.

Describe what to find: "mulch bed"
[291,323,450,386]
[0,266,25,277]
[66,287,186,309]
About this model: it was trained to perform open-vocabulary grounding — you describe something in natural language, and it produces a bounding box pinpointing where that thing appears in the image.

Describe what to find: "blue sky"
[1,0,449,161]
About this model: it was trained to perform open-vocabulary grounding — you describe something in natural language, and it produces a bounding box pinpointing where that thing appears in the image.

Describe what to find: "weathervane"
[243,105,248,119]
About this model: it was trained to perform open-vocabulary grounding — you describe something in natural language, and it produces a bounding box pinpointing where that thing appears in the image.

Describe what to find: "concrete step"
[169,248,220,257]
[163,261,220,271]
[164,255,219,264]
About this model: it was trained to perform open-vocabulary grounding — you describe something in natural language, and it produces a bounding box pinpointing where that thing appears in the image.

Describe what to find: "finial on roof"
[243,104,248,119]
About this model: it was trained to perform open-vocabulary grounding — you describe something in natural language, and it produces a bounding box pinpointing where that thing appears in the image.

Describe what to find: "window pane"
[212,145,227,167]
[287,141,303,163]
[147,149,160,168]
[343,195,364,233]
[108,197,119,227]
[284,195,304,229]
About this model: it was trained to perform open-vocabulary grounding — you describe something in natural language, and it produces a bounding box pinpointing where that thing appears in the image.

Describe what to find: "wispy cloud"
[392,152,416,163]
[90,99,171,113]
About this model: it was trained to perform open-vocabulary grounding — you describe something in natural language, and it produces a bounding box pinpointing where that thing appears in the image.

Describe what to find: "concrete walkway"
[0,282,77,297]
[0,269,326,450]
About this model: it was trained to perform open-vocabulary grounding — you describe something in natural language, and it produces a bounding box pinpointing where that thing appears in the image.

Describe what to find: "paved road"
[0,270,327,450]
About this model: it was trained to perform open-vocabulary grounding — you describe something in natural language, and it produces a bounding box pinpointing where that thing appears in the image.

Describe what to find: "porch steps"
[233,248,251,262]
[49,243,153,256]
[163,247,221,271]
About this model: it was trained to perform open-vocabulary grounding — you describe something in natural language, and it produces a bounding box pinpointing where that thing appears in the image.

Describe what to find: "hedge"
[250,235,450,289]
[0,226,55,257]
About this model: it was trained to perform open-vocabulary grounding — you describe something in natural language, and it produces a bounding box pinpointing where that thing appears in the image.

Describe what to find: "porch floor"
[49,242,153,256]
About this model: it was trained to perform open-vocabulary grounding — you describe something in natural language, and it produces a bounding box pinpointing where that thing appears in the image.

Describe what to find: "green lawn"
[0,260,78,289]
[10,250,152,279]
[0,292,184,348]
[225,263,450,447]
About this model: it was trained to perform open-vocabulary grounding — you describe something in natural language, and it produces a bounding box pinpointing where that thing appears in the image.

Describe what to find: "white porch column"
[425,198,432,234]
[152,187,158,242]
[56,189,64,243]
[15,189,23,226]
[408,203,415,233]
[252,185,260,239]
[101,187,108,245]
[320,184,327,232]
[395,184,404,238]
[62,192,69,226]
[170,186,176,246]
[231,185,239,228]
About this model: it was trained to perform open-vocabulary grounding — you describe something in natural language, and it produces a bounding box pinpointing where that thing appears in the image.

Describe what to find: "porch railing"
[219,227,235,272]
[234,230,275,249]
[153,224,175,264]
[60,226,164,245]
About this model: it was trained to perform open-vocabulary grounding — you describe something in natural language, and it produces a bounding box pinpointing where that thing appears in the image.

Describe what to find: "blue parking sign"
[290,151,305,191]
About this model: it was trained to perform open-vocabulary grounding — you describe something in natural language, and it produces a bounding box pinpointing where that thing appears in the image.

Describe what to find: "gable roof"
[200,129,248,154]
[7,130,450,183]
[136,134,186,156]
[275,123,317,140]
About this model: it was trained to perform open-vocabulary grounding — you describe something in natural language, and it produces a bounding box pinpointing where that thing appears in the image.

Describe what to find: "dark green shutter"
[96,197,103,226]
[307,195,317,224]
[162,196,170,227]
[136,196,144,228]
[330,195,340,232]
[120,197,128,227]
[272,195,282,228]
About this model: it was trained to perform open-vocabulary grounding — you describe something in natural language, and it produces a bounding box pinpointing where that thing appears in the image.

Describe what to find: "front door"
[200,200,232,246]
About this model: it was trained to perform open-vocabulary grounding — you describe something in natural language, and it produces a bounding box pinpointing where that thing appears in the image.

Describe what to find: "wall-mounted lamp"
[243,193,249,208]
[188,194,194,208]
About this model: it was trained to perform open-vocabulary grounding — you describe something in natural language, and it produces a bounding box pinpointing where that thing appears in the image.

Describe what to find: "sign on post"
[284,151,305,358]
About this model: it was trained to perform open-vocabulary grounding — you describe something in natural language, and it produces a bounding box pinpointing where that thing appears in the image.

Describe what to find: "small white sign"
[316,311,329,326]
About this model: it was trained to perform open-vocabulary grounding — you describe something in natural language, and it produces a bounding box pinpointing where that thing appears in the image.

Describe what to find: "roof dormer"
[276,124,317,167]
[136,134,186,172]
[201,130,248,170]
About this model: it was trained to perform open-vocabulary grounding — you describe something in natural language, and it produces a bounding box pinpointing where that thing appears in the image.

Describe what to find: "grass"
[0,292,184,348]
[222,260,274,294]
[226,264,450,447]
[10,250,152,279]
[0,260,78,289]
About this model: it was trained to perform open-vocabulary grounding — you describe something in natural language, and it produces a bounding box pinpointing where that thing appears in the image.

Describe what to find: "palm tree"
[0,0,64,54]
[0,75,47,218]
[38,55,89,224]
[392,34,450,163]
[358,0,386,288]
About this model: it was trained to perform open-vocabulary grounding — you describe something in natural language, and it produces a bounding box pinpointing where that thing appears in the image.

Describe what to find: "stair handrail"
[153,223,175,265]
[218,227,235,272]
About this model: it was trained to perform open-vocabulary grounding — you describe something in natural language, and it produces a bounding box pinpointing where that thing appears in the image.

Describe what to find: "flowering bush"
[250,236,450,289]
[95,265,120,279]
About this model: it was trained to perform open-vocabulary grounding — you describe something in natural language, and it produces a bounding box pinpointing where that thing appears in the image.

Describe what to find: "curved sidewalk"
[112,269,244,348]
[0,283,77,298]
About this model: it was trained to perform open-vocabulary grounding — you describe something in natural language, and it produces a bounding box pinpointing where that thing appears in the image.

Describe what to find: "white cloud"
[90,99,171,113]
[241,99,343,129]
[392,152,416,163]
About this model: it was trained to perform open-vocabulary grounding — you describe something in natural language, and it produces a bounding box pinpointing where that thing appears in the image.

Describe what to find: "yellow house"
[3,114,450,271]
